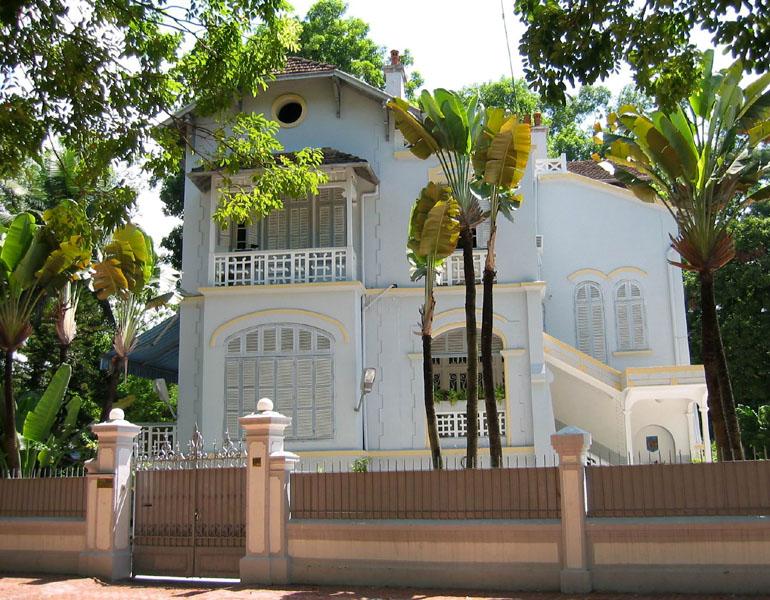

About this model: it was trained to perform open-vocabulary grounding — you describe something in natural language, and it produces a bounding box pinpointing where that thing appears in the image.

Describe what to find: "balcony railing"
[213,247,354,286]
[535,154,567,175]
[436,250,485,286]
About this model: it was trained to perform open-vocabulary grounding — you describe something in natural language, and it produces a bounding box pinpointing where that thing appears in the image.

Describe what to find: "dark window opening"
[235,223,247,250]
[277,101,303,125]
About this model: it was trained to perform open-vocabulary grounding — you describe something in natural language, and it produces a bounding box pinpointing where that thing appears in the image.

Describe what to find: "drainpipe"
[359,281,396,451]
[357,185,379,451]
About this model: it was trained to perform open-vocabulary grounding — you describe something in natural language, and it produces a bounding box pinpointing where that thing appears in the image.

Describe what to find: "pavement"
[0,577,761,600]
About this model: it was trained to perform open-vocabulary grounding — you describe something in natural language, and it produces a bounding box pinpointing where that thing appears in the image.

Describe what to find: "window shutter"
[333,204,346,247]
[257,358,275,405]
[615,281,647,351]
[246,221,260,249]
[575,281,606,362]
[266,209,287,249]
[225,359,240,436]
[242,359,257,415]
[217,221,232,252]
[318,205,331,247]
[314,357,333,438]
[289,199,310,249]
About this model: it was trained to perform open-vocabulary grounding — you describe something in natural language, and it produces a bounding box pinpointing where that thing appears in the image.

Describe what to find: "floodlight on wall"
[355,367,377,411]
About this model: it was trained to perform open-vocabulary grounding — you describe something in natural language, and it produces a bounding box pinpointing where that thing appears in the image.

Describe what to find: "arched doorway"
[633,424,676,463]
[431,328,505,442]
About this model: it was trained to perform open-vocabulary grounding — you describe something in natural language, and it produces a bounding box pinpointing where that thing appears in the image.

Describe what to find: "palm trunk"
[422,332,443,469]
[460,228,479,468]
[713,292,744,460]
[481,223,502,468]
[699,272,732,460]
[2,350,20,472]
[59,343,69,366]
[101,355,122,422]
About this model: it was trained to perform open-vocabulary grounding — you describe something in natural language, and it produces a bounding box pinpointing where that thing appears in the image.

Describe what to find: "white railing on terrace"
[535,154,567,175]
[543,334,622,391]
[437,250,485,286]
[213,246,354,286]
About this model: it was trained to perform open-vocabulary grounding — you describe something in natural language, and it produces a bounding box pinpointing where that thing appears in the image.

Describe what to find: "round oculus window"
[272,94,306,127]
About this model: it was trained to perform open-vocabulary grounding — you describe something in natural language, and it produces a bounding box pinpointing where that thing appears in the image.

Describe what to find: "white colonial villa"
[131,54,712,466]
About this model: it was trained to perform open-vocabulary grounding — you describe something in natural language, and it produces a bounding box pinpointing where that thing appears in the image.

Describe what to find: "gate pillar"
[552,426,592,594]
[240,398,298,585]
[79,408,141,581]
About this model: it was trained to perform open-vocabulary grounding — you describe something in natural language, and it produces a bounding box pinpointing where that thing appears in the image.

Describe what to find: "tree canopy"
[513,0,770,107]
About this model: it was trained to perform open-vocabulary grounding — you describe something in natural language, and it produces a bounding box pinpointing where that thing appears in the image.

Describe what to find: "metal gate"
[131,429,247,578]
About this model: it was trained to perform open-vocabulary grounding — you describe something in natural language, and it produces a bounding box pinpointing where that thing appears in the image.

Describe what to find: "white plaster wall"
[629,397,692,461]
[198,284,363,452]
[537,175,690,370]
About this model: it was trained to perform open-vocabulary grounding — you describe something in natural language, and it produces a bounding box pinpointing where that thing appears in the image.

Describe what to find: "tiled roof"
[191,148,366,173]
[277,56,337,76]
[567,160,648,187]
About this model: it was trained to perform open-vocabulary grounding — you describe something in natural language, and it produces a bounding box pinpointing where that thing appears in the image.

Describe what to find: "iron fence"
[0,467,86,518]
[289,464,561,520]
[586,459,770,517]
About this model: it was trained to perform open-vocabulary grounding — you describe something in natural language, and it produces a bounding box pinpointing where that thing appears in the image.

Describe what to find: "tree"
[157,171,185,271]
[472,109,531,467]
[461,77,541,117]
[1,0,325,226]
[298,0,423,98]
[92,224,173,421]
[0,204,91,471]
[595,52,770,460]
[388,91,488,467]
[514,0,770,107]
[407,183,461,469]
[685,202,770,417]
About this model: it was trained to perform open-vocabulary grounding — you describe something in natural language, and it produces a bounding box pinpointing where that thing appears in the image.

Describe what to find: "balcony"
[213,246,355,287]
[436,250,485,286]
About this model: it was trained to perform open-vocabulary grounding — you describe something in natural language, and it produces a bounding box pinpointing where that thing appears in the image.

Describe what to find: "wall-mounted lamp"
[355,367,377,411]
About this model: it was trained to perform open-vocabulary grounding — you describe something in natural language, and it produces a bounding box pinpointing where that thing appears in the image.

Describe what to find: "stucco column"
[699,403,713,462]
[623,408,634,465]
[240,398,299,585]
[79,408,140,581]
[551,426,592,594]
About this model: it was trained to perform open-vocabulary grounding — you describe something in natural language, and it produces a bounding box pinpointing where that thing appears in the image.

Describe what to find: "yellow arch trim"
[209,308,349,348]
[567,268,607,282]
[432,321,508,348]
[433,307,508,324]
[608,266,648,279]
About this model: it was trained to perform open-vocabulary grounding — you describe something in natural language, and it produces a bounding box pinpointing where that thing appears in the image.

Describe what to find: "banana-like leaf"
[654,113,698,183]
[0,213,36,273]
[408,183,460,261]
[35,236,90,288]
[483,118,531,189]
[113,394,136,410]
[748,119,770,145]
[92,258,130,300]
[146,291,174,309]
[62,395,81,430]
[22,364,72,443]
[9,235,49,290]
[386,98,439,159]
[419,199,461,260]
[93,224,156,298]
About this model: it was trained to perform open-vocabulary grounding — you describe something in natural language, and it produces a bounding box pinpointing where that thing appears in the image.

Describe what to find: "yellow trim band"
[209,308,350,347]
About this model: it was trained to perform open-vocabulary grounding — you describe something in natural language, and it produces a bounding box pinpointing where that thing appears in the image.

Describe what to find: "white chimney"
[383,49,406,98]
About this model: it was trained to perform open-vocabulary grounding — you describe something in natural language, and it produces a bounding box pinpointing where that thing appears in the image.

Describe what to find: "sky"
[133,0,720,256]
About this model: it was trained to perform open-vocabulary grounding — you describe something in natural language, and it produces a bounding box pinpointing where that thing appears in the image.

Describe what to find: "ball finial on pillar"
[108,408,125,421]
[257,397,274,413]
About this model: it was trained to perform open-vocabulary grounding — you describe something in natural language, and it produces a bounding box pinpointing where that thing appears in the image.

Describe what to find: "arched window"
[615,280,648,351]
[224,324,333,440]
[431,328,506,439]
[574,281,607,362]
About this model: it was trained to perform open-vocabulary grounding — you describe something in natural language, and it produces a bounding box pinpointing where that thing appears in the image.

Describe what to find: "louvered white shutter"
[241,358,257,415]
[217,221,232,252]
[289,200,310,249]
[225,359,240,436]
[246,220,260,249]
[575,282,606,362]
[295,357,315,439]
[266,209,287,249]
[332,204,346,247]
[474,196,491,249]
[257,357,275,407]
[615,281,647,351]
[314,356,333,438]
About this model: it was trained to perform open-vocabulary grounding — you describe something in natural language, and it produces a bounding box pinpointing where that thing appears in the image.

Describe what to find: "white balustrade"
[213,246,354,286]
[535,154,567,175]
[436,250,485,286]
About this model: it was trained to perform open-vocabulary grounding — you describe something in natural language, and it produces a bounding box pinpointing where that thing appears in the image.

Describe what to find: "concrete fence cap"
[257,398,274,412]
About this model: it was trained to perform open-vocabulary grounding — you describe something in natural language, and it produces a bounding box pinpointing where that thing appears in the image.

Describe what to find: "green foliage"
[461,78,541,117]
[736,405,770,456]
[205,114,328,226]
[157,171,185,271]
[513,0,770,108]
[350,456,370,473]
[116,375,178,423]
[685,204,770,413]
